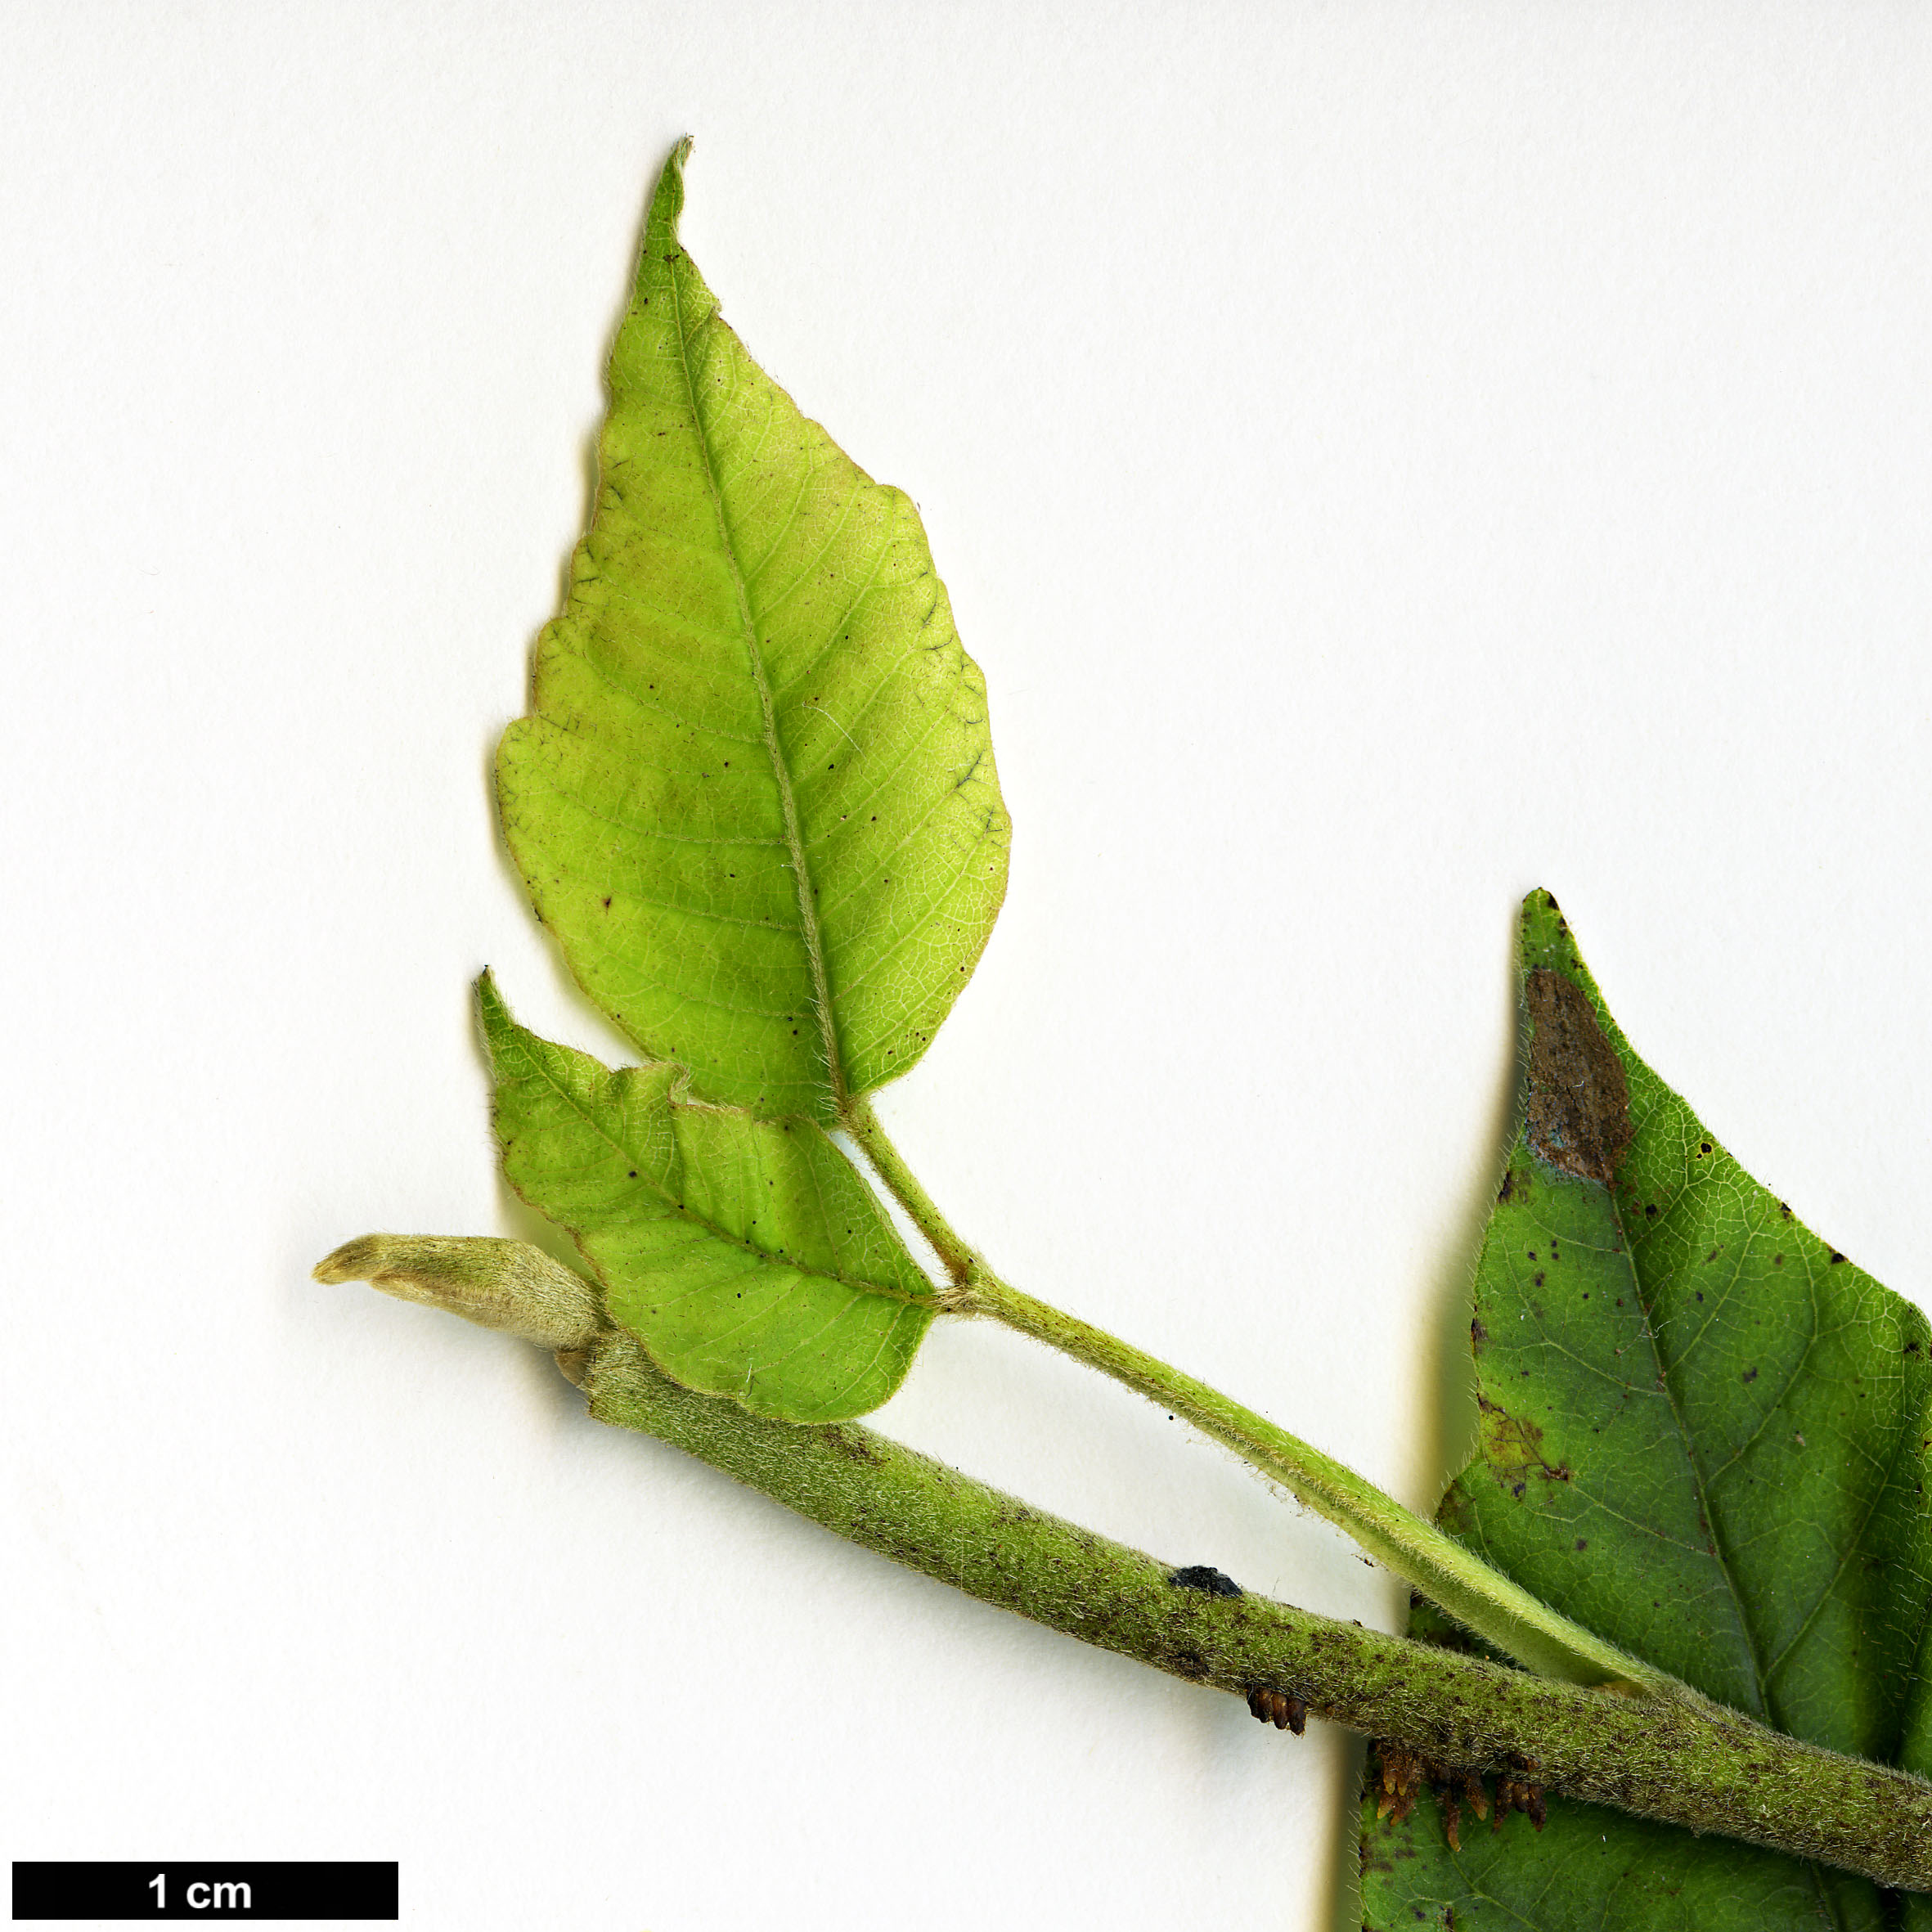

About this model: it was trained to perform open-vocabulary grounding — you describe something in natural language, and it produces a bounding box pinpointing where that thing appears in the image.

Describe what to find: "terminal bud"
[314,1234,602,1353]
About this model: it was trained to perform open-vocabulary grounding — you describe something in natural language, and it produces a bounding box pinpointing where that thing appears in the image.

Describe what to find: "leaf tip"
[1518,887,1566,941]
[649,136,695,241]
[473,968,519,1068]
[1516,887,1584,982]
[473,964,504,1019]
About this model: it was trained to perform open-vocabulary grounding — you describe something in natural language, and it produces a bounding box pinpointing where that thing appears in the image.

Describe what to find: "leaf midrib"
[1606,1177,1775,1719]
[1606,1153,1853,1932]
[663,246,843,1117]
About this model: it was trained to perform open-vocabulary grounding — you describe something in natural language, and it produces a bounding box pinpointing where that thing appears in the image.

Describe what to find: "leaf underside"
[480,973,934,1422]
[1362,892,1932,1931]
[1363,1772,1884,1932]
[496,140,1009,1124]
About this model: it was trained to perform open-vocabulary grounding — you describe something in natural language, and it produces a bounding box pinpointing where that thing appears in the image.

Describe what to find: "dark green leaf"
[1362,891,1932,1930]
[1362,1773,1891,1932]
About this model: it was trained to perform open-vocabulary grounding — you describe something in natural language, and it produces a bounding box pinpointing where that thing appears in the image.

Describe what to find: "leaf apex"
[1516,888,1585,984]
[648,137,694,246]
[473,968,515,1060]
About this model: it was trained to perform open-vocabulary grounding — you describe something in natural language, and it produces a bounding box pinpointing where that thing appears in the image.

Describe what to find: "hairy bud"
[313,1234,601,1353]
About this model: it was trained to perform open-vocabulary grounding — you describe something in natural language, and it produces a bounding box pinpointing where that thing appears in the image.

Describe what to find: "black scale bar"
[11,1864,398,1921]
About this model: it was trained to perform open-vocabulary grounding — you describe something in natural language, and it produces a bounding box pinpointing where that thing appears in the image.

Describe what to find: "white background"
[7,7,1932,1930]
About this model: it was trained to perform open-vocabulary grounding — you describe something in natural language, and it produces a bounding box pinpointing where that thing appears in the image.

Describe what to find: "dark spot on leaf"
[1525,969,1632,1184]
[1480,1404,1567,1492]
[1168,1564,1242,1597]
[1575,1538,1588,1551]
[1534,1272,1545,1287]
[1644,1203,1658,1219]
[1772,1253,1783,1266]
[1743,1368,1759,1383]
[1829,1251,1847,1265]
[627,1169,637,1179]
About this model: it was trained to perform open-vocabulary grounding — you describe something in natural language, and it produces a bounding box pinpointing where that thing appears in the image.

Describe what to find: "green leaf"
[479,972,937,1422]
[1911,1873,1932,1930]
[1362,892,1932,1930]
[496,141,1010,1123]
[1361,1777,1893,1932]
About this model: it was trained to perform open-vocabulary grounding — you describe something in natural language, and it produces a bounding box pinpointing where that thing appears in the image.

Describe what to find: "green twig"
[578,1327,1932,1892]
[317,1235,1932,1892]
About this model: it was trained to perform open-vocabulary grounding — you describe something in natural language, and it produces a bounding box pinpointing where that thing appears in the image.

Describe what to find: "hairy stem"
[317,1234,1932,1891]
[842,1099,1671,1696]
[968,1272,1668,1695]
[581,1324,1930,1891]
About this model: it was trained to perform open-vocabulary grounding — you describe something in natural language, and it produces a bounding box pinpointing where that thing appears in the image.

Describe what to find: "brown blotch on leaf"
[1525,968,1632,1185]
[1475,1395,1569,1491]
